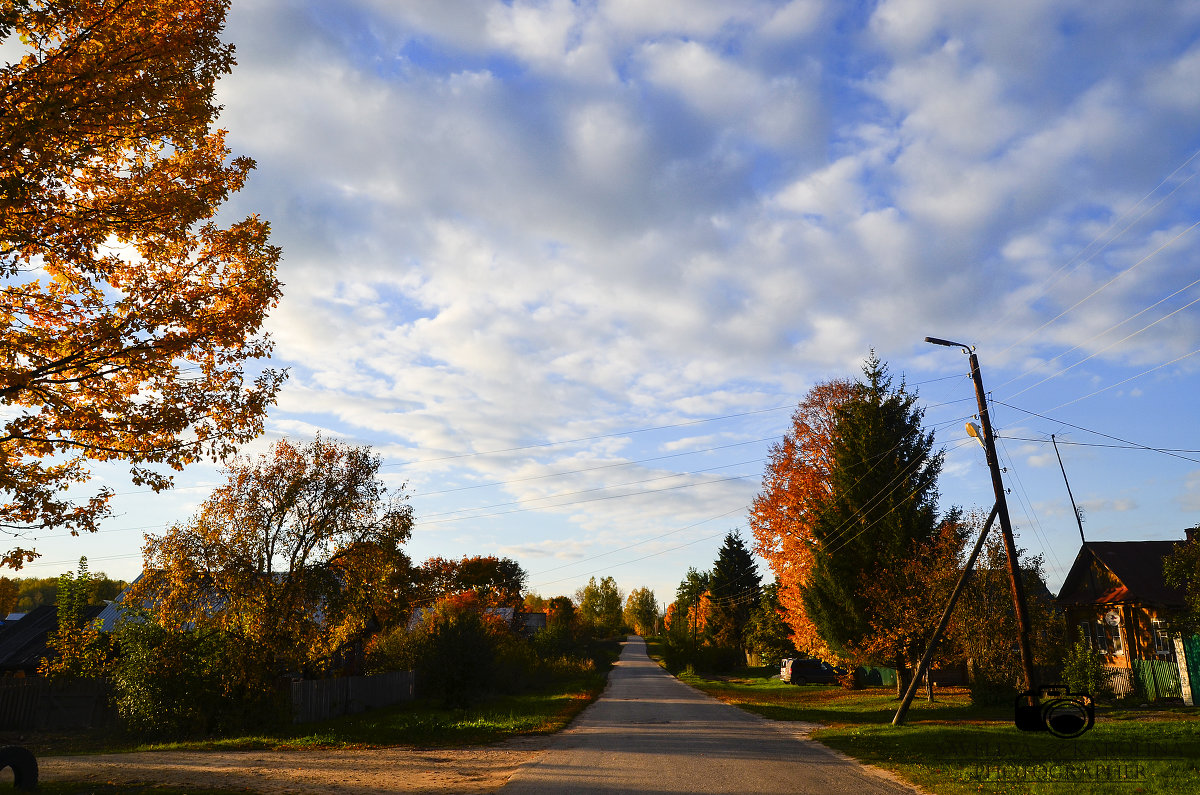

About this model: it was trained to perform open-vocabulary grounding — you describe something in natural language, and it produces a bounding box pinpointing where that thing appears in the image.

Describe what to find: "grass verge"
[680,667,1200,794]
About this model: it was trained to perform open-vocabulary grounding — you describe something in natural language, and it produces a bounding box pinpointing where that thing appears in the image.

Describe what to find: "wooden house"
[1055,534,1191,667]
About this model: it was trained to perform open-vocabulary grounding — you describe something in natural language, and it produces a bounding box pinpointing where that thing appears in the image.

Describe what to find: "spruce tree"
[800,354,943,667]
[707,531,762,650]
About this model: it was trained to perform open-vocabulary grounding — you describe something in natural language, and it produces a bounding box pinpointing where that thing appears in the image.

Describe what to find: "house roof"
[0,603,106,672]
[1056,540,1186,607]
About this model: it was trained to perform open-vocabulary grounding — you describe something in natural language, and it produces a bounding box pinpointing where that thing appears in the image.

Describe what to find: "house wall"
[1066,603,1176,668]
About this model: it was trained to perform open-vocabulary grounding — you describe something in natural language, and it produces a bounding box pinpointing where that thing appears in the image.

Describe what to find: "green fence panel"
[1185,635,1200,690]
[1131,658,1182,701]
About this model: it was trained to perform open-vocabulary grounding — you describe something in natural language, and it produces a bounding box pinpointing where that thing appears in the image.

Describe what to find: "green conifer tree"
[800,353,943,670]
[707,531,762,651]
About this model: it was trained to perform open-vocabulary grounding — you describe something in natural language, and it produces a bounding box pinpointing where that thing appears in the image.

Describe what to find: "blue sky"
[15,0,1200,608]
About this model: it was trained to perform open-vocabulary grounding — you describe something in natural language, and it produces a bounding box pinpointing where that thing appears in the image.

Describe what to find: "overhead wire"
[993,400,1200,466]
[998,219,1200,360]
[996,275,1200,399]
[988,145,1200,356]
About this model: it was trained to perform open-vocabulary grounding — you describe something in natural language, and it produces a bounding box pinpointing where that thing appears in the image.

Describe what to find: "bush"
[112,618,286,737]
[1063,630,1110,698]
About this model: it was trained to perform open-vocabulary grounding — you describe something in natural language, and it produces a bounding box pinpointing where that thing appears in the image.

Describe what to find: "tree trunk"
[895,653,907,699]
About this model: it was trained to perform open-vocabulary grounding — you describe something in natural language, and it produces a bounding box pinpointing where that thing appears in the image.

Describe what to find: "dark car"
[780,657,843,685]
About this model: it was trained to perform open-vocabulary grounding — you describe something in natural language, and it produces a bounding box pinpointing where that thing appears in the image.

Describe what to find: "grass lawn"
[674,665,1200,794]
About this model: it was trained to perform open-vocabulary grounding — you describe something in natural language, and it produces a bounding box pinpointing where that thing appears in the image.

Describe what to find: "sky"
[12,0,1200,608]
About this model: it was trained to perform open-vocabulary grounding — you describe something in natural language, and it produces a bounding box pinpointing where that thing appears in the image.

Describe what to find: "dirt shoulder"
[40,738,550,794]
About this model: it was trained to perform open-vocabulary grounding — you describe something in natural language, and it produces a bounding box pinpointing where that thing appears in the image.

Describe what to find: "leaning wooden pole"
[893,504,999,727]
[965,350,1037,693]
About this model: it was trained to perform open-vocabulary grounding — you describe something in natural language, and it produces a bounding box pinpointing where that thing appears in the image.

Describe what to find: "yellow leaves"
[137,437,414,673]
[0,0,283,561]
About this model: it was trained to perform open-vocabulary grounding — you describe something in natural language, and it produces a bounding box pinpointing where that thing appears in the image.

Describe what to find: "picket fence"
[1103,659,1183,700]
[290,670,415,723]
[0,678,111,731]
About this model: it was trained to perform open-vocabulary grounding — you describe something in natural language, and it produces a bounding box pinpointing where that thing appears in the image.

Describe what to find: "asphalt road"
[502,636,920,795]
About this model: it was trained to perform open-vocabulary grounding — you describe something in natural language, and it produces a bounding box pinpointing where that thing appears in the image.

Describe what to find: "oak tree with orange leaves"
[749,379,854,661]
[0,0,284,568]
[134,437,413,681]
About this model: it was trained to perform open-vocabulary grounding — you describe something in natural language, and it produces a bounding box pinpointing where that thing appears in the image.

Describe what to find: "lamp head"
[966,422,986,448]
[924,336,975,354]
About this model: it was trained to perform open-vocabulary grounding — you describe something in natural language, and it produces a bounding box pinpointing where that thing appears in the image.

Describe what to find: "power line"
[998,219,1200,360]
[994,400,1200,466]
[998,434,1200,454]
[1000,281,1200,401]
[990,145,1200,355]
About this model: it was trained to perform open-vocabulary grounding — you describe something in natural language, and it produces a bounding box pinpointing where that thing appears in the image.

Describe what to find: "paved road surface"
[502,637,919,795]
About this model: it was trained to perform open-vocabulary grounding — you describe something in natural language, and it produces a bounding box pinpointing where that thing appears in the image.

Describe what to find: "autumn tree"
[623,587,660,636]
[949,536,1066,702]
[134,437,413,684]
[544,595,575,628]
[1165,526,1200,634]
[0,576,16,615]
[0,0,284,569]
[576,576,624,635]
[419,555,527,611]
[668,567,710,647]
[706,531,761,652]
[855,512,967,695]
[749,379,855,661]
[800,355,944,682]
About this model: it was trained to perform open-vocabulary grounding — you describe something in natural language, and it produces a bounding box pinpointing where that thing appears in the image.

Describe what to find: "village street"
[501,637,921,795]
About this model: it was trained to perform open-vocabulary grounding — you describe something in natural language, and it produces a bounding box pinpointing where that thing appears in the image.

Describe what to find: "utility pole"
[893,504,998,726]
[925,337,1037,693]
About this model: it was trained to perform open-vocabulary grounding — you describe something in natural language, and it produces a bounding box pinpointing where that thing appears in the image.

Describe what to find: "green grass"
[680,669,1200,794]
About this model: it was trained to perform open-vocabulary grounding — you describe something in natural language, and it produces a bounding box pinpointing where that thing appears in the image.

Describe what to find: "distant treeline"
[0,574,129,616]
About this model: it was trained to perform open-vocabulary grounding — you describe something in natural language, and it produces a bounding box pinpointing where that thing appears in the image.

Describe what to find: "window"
[1153,620,1173,658]
[1078,621,1094,650]
[1108,623,1124,655]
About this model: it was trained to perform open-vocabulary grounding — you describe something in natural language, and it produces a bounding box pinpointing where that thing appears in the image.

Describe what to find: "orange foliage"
[0,0,282,567]
[418,555,527,610]
[136,437,413,673]
[851,516,966,669]
[748,380,854,661]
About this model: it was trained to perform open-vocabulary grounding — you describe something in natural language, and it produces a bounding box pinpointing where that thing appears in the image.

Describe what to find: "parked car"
[780,657,843,685]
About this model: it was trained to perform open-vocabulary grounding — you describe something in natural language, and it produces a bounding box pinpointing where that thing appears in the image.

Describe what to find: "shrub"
[112,618,286,737]
[1063,629,1110,698]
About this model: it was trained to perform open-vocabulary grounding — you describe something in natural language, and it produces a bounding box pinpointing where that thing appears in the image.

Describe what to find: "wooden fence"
[0,678,112,731]
[1,670,416,730]
[1103,659,1183,701]
[290,670,415,724]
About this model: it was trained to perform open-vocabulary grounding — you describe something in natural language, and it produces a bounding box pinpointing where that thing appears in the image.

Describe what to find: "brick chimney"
[1187,526,1198,543]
